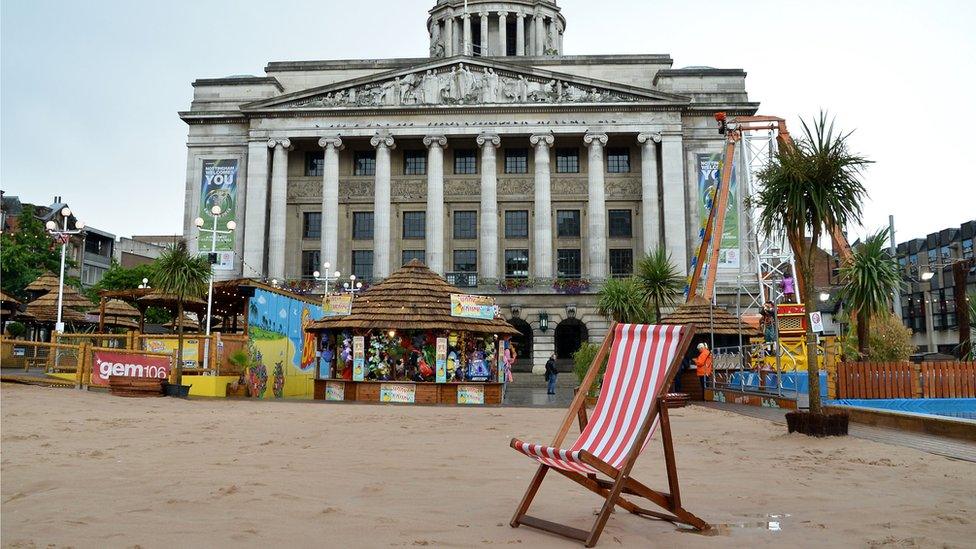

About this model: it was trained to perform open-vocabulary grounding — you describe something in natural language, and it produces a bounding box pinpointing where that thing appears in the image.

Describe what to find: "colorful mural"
[246,288,324,399]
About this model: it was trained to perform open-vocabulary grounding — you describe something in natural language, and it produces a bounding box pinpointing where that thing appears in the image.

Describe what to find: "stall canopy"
[661,296,760,337]
[25,290,92,324]
[307,259,519,336]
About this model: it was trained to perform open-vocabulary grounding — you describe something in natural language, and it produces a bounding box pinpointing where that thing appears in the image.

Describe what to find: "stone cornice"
[192,76,284,91]
[652,68,747,86]
[265,54,673,73]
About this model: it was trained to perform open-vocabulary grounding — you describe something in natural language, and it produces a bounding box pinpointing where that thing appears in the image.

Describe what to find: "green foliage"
[841,229,903,316]
[597,277,651,323]
[635,248,684,322]
[227,349,251,372]
[573,342,607,397]
[0,205,71,299]
[5,321,26,338]
[84,261,170,324]
[150,241,211,384]
[842,312,915,362]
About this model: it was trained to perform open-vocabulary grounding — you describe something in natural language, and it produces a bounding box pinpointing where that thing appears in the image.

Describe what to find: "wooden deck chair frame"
[509,322,708,547]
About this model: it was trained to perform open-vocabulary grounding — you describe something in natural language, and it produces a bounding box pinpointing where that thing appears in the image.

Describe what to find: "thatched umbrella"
[24,272,61,297]
[25,284,94,315]
[88,299,141,330]
[165,313,200,333]
[25,295,91,325]
[1,290,21,315]
[138,292,206,312]
[661,296,760,339]
[307,259,519,336]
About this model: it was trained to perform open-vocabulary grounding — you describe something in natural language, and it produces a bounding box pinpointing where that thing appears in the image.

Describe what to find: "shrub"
[573,342,607,396]
[5,321,26,339]
[842,311,915,362]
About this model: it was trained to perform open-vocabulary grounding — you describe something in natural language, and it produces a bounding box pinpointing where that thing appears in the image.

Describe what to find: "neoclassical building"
[180,0,758,371]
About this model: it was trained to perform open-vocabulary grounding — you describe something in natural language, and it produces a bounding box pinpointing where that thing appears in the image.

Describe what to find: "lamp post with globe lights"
[343,274,363,297]
[313,262,341,295]
[45,207,85,333]
[194,205,236,369]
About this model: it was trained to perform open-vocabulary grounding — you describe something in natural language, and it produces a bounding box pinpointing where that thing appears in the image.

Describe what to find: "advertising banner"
[199,158,239,271]
[435,337,448,383]
[352,336,365,381]
[809,311,825,333]
[450,293,497,320]
[380,383,416,403]
[697,153,739,268]
[325,381,345,401]
[144,338,199,369]
[91,350,171,387]
[321,294,353,317]
[457,385,485,405]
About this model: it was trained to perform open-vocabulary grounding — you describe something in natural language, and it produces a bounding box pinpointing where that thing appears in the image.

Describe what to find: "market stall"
[305,260,520,405]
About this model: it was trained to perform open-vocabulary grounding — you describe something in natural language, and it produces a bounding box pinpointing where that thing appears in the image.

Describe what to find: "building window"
[305,152,324,177]
[352,250,373,281]
[606,148,631,173]
[505,249,529,278]
[504,148,528,174]
[557,210,581,238]
[963,238,974,259]
[84,238,110,256]
[81,265,107,286]
[557,249,582,278]
[402,211,426,239]
[302,212,322,239]
[402,250,425,265]
[555,148,579,173]
[352,211,374,240]
[354,151,376,176]
[505,210,529,239]
[609,249,634,278]
[454,210,477,239]
[301,250,320,278]
[404,150,426,175]
[454,149,477,174]
[454,250,477,272]
[608,210,632,238]
[927,248,938,266]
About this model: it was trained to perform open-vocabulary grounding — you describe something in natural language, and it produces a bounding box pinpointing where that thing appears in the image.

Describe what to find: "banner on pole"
[697,153,739,268]
[450,293,497,320]
[199,158,239,271]
[91,350,171,387]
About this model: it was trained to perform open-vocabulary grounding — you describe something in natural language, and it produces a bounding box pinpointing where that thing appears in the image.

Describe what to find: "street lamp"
[819,292,831,303]
[920,270,935,282]
[138,278,150,289]
[312,261,341,295]
[45,206,85,333]
[194,204,235,370]
[342,274,363,297]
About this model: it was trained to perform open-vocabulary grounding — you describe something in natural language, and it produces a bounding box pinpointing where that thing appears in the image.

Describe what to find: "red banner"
[91,350,171,386]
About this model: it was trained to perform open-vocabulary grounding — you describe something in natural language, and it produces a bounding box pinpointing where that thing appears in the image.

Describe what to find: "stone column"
[479,11,489,56]
[548,19,559,54]
[534,13,545,55]
[243,140,270,278]
[638,132,662,253]
[530,132,554,279]
[318,136,343,271]
[497,11,508,56]
[371,133,395,279]
[444,15,454,56]
[584,132,608,280]
[661,134,688,274]
[515,11,525,56]
[267,138,291,280]
[423,135,447,275]
[462,13,472,56]
[477,133,501,280]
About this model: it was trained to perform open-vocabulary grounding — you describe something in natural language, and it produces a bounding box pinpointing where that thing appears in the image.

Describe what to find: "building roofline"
[192,76,284,91]
[265,54,674,73]
[653,68,747,85]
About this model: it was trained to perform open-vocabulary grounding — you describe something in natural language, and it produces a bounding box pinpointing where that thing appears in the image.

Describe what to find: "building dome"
[427,1,565,58]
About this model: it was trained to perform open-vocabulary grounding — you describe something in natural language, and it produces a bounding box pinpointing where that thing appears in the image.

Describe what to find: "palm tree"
[840,229,904,358]
[597,277,650,323]
[152,240,210,387]
[755,112,871,415]
[635,247,684,322]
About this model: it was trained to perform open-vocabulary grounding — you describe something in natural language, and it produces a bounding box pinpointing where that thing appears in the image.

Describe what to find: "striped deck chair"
[509,322,708,547]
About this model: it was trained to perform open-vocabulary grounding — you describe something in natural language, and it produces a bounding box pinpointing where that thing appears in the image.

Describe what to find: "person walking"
[502,342,516,396]
[694,342,713,395]
[544,353,558,395]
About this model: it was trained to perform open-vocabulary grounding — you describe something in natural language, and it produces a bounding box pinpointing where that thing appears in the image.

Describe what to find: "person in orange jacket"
[694,342,713,393]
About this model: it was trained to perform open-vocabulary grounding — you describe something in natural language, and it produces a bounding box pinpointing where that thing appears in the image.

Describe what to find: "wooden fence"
[837,361,975,399]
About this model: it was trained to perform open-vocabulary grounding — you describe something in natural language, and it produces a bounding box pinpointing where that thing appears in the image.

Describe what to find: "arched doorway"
[507,317,533,372]
[554,318,588,369]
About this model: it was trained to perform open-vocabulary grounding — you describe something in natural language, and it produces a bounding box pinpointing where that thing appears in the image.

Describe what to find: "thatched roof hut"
[661,296,760,337]
[26,284,93,311]
[0,290,22,308]
[165,313,200,332]
[88,299,141,319]
[25,295,91,324]
[307,260,519,336]
[24,272,61,295]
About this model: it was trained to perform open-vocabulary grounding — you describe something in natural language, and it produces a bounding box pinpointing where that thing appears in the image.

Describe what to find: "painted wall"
[246,288,323,399]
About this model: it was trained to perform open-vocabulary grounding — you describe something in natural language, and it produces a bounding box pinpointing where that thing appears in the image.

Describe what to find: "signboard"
[144,338,199,369]
[325,381,345,401]
[435,337,448,383]
[321,294,353,317]
[450,293,497,320]
[380,383,416,403]
[697,153,739,268]
[91,350,171,387]
[457,385,485,405]
[809,311,825,333]
[352,336,365,381]
[199,158,239,271]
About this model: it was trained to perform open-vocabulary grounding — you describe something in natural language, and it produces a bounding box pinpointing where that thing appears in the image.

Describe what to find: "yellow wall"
[182,375,239,397]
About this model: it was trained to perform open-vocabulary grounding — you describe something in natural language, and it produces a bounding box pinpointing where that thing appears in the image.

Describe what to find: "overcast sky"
[2,0,973,245]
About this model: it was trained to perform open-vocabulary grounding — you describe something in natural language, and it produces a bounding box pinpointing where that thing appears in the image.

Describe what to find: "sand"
[1,384,973,548]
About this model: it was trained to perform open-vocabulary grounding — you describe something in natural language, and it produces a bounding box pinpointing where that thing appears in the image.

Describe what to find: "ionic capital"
[497,10,508,18]
[370,133,396,149]
[637,132,663,144]
[529,132,554,147]
[476,133,500,148]
[318,136,344,150]
[423,135,447,148]
[583,132,608,147]
[515,10,525,19]
[267,138,292,150]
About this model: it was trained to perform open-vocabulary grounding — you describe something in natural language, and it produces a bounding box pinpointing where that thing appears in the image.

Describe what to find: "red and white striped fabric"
[512,324,685,475]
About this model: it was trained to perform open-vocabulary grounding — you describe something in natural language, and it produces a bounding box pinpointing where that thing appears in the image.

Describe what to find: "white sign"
[809,311,824,333]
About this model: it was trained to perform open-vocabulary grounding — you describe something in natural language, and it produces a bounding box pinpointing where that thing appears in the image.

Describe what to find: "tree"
[597,277,651,323]
[151,241,210,386]
[86,261,171,324]
[842,312,915,362]
[635,247,684,322]
[0,205,69,299]
[755,112,871,415]
[840,229,904,358]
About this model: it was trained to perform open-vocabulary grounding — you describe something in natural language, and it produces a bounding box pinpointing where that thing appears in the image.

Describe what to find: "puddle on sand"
[676,514,790,536]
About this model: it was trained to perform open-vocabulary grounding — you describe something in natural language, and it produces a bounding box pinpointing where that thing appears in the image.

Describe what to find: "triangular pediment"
[242,56,689,111]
